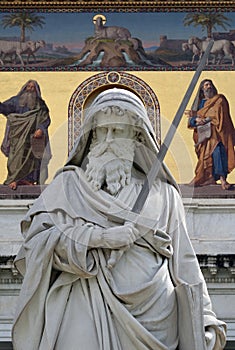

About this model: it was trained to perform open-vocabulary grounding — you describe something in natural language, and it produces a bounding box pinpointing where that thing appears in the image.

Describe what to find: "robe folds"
[12,166,226,350]
[1,98,51,185]
[189,94,235,186]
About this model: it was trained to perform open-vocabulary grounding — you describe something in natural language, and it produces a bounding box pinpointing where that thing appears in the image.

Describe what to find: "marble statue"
[12,88,226,349]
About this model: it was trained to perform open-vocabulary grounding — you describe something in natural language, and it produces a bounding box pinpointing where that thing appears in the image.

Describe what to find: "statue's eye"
[97,126,107,133]
[113,128,124,135]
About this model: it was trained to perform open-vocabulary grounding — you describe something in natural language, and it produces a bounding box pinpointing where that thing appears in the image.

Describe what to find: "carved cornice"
[0,258,20,279]
[1,255,235,285]
[0,1,234,11]
[198,255,235,283]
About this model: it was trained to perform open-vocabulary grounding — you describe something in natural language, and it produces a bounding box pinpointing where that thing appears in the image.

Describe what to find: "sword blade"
[132,40,214,214]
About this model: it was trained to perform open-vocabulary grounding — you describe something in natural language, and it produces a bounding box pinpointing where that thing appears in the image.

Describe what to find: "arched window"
[68,71,161,154]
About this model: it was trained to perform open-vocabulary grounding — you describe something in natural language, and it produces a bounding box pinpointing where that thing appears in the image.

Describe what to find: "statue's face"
[85,108,136,194]
[95,124,134,143]
[94,108,135,143]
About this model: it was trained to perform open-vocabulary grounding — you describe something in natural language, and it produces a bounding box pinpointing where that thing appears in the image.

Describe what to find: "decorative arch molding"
[68,71,161,153]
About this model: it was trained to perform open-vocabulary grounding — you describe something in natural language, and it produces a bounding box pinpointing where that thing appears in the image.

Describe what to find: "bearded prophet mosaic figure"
[12,88,226,349]
[0,80,52,190]
[187,79,235,190]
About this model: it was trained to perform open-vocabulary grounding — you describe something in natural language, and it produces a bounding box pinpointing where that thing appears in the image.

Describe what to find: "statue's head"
[85,103,139,195]
[85,87,156,146]
[66,88,177,193]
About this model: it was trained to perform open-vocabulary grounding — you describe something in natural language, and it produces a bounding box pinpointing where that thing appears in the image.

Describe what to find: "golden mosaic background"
[0,1,234,184]
[0,70,234,185]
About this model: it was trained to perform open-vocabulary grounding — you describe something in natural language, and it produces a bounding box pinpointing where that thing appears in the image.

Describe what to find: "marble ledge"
[0,196,235,256]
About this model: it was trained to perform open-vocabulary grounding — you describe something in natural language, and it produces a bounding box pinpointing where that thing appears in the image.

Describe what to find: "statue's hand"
[205,327,216,350]
[103,222,140,249]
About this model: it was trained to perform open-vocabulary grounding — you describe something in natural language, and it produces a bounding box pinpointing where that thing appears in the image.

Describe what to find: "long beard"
[85,139,135,195]
[203,87,214,99]
[18,91,37,109]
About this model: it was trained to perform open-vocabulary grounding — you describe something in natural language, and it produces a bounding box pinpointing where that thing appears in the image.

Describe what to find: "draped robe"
[12,166,226,350]
[189,94,235,186]
[0,95,51,185]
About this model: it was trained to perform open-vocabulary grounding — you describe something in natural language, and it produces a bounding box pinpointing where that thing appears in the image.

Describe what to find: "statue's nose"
[106,128,113,142]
